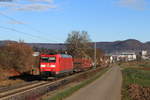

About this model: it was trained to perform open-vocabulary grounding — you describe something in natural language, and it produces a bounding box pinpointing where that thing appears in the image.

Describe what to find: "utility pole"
[94,42,97,68]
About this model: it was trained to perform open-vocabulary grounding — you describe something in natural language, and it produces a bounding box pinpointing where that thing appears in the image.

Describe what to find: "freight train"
[40,54,93,77]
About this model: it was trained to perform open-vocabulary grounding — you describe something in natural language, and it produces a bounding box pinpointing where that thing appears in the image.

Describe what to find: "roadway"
[65,66,122,100]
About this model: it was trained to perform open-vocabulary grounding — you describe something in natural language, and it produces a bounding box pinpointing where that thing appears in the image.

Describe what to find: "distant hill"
[29,43,66,50]
[0,39,150,54]
[96,39,150,54]
[0,40,16,46]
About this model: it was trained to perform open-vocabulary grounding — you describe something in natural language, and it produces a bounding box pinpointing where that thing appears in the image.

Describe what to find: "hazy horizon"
[0,38,150,44]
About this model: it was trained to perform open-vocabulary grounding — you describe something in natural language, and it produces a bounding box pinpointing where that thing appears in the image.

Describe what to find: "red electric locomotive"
[40,54,93,78]
[40,54,73,77]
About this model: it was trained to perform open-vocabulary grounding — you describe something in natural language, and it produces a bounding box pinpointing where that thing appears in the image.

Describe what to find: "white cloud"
[15,4,56,11]
[118,0,147,10]
[0,0,56,11]
[8,20,26,24]
[28,0,53,3]
[0,2,19,7]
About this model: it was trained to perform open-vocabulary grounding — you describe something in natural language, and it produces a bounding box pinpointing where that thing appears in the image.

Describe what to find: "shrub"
[0,41,34,73]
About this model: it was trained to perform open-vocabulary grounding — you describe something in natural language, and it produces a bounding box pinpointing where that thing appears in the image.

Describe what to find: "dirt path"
[65,66,122,100]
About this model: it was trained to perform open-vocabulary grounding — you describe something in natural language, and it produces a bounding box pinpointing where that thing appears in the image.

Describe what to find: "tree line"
[0,31,106,74]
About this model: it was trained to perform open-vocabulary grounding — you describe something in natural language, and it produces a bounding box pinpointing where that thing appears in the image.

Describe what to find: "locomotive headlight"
[50,65,56,68]
[41,65,46,67]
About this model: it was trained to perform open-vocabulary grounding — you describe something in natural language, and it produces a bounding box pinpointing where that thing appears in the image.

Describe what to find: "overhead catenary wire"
[0,12,59,43]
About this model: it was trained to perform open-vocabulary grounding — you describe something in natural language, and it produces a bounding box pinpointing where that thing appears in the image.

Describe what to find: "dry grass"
[0,68,24,87]
[0,79,24,87]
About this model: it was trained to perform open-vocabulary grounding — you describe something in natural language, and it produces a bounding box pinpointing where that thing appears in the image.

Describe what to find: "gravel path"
[65,66,122,100]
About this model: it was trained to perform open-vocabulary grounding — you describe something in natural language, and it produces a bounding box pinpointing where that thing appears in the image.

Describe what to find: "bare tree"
[66,31,91,58]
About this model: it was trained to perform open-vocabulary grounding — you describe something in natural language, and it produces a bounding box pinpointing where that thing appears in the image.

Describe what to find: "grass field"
[121,61,150,100]
[123,68,150,87]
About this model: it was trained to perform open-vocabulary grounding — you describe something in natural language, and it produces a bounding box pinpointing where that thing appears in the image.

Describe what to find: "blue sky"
[0,0,150,43]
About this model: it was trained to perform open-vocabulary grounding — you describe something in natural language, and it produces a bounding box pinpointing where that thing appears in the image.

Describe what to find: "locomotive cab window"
[41,57,49,63]
[41,57,56,63]
[48,57,56,63]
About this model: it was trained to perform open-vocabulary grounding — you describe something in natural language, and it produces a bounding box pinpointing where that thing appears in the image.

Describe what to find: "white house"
[119,52,137,61]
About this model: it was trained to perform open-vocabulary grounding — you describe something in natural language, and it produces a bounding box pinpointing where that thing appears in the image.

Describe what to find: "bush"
[0,41,34,73]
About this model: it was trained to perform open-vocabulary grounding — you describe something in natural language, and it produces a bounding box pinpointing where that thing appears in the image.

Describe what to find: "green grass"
[122,67,150,100]
[123,68,150,87]
[119,60,150,68]
[46,68,109,100]
[139,63,150,68]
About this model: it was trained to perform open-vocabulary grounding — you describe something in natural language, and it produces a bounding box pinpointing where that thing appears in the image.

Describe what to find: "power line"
[0,12,41,33]
[0,12,44,34]
[0,12,59,43]
[0,26,57,43]
[0,26,41,41]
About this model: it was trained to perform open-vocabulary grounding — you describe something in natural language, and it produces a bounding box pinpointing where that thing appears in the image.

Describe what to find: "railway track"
[0,69,96,100]
[0,81,41,93]
[0,81,47,98]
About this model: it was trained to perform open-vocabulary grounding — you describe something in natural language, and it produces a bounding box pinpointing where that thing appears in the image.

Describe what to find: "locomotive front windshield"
[41,57,56,63]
